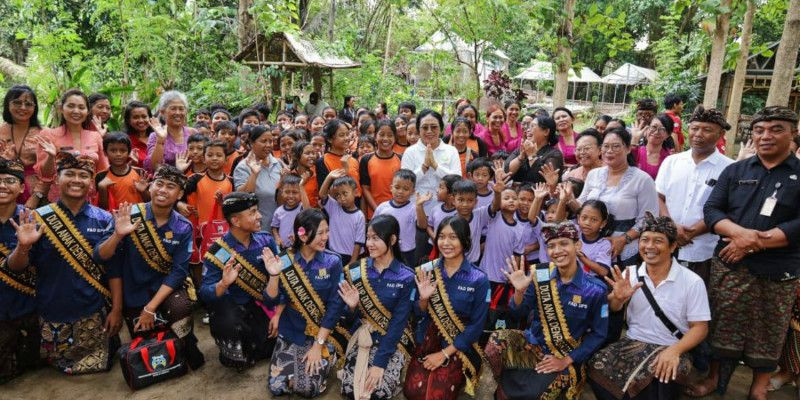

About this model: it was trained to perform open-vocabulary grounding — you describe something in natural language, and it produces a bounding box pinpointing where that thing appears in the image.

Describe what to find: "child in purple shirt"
[271,174,308,250]
[426,174,460,245]
[373,169,428,267]
[573,200,613,277]
[527,182,566,263]
[319,171,365,265]
[515,184,540,264]
[467,158,495,233]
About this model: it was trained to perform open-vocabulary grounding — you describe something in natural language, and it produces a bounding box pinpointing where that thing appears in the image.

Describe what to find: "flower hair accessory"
[297,227,306,237]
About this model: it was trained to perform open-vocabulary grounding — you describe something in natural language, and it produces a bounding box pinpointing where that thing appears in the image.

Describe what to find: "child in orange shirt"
[96,132,149,210]
[180,140,234,226]
[215,121,240,175]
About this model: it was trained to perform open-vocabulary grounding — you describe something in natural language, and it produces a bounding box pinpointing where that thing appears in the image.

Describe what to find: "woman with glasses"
[569,127,658,343]
[632,113,675,180]
[563,128,604,184]
[0,85,44,207]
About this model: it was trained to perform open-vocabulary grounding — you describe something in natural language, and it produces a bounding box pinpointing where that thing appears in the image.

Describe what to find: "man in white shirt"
[400,109,461,263]
[655,105,733,284]
[303,92,328,116]
[589,213,710,400]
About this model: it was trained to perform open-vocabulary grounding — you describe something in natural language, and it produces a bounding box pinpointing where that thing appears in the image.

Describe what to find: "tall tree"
[766,0,800,107]
[702,0,732,108]
[552,0,575,108]
[725,0,755,152]
[238,0,255,51]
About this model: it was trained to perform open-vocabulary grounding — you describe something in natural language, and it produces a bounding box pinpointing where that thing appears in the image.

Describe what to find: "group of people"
[0,83,799,400]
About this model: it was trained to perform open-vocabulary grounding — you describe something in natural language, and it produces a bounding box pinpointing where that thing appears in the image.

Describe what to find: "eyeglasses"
[10,100,35,109]
[419,124,439,132]
[601,143,625,152]
[0,177,21,186]
[647,126,667,134]
[575,145,597,153]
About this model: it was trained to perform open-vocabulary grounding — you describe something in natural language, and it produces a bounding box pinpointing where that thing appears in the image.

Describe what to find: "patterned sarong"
[779,287,800,374]
[39,310,114,375]
[403,324,466,400]
[0,313,40,383]
[485,329,565,400]
[268,336,338,397]
[339,344,406,400]
[588,337,693,399]
[709,258,798,369]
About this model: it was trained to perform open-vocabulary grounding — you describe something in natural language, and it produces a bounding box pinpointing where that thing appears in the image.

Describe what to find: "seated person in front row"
[589,213,710,399]
[199,192,279,370]
[485,221,609,400]
[9,153,122,375]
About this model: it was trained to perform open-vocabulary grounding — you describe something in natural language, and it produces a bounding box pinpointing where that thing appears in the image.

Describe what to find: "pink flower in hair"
[297,227,306,237]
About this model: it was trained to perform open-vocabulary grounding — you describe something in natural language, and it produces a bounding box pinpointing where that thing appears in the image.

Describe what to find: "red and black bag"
[119,331,187,390]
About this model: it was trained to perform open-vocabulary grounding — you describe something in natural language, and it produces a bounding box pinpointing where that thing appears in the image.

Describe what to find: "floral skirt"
[209,297,273,370]
[40,310,114,375]
[268,336,337,397]
[0,313,41,383]
[402,324,465,400]
[339,345,405,400]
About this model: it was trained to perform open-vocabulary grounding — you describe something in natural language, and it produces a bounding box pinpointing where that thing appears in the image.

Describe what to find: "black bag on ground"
[499,368,558,400]
[119,331,187,390]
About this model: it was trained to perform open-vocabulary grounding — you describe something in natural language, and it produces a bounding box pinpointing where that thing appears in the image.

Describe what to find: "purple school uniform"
[580,234,613,276]
[465,206,491,263]
[516,212,539,263]
[322,196,366,256]
[427,203,457,244]
[479,210,526,282]
[271,204,303,247]
[374,200,417,253]
[476,189,494,209]
[532,217,549,263]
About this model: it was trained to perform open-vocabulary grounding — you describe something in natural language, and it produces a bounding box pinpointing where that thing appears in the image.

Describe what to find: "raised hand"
[221,258,241,287]
[149,117,167,139]
[416,191,433,207]
[522,139,538,157]
[415,269,435,301]
[175,150,191,172]
[10,208,44,247]
[539,163,560,188]
[36,136,57,157]
[328,168,348,180]
[262,247,283,276]
[338,281,360,310]
[737,139,756,161]
[604,265,642,303]
[533,182,549,199]
[493,165,510,193]
[560,181,574,201]
[97,175,116,191]
[246,153,266,174]
[134,175,150,194]
[502,256,532,292]
[340,153,352,169]
[92,116,107,137]
[113,202,140,237]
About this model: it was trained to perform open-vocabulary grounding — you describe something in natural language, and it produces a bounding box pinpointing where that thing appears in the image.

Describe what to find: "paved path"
[4,312,798,399]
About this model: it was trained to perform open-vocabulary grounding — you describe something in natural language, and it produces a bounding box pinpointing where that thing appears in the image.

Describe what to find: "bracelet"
[142,306,156,316]
[440,350,450,366]
[441,350,449,360]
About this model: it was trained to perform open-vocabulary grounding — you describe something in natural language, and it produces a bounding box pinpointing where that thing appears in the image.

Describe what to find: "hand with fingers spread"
[221,258,241,287]
[149,117,167,140]
[559,181,574,202]
[533,182,549,200]
[113,202,140,237]
[262,247,283,276]
[416,192,433,207]
[175,150,191,172]
[328,168,348,180]
[97,175,116,191]
[92,116,108,137]
[736,138,756,161]
[36,136,57,158]
[539,163,560,188]
[415,269,435,301]
[338,281,360,310]
[502,256,532,293]
[303,345,324,375]
[10,208,44,248]
[604,265,642,304]
[493,165,511,193]
[134,175,150,194]
[247,153,267,174]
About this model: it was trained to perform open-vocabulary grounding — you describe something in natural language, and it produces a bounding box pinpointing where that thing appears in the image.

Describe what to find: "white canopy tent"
[414,31,510,82]
[514,60,603,101]
[601,63,657,104]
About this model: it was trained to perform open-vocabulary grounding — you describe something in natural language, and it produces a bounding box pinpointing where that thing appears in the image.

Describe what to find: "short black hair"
[576,128,603,147]
[282,173,302,186]
[214,120,237,133]
[358,134,376,150]
[331,175,357,190]
[452,179,477,196]
[664,93,684,110]
[204,139,228,153]
[211,108,231,120]
[293,208,328,252]
[253,102,271,119]
[195,108,211,118]
[441,174,462,193]
[398,101,416,114]
[393,169,416,186]
[187,133,210,145]
[88,93,109,109]
[435,216,472,254]
[466,157,494,178]
[416,109,444,132]
[102,131,132,152]
[374,119,396,136]
[238,108,260,123]
[359,120,376,136]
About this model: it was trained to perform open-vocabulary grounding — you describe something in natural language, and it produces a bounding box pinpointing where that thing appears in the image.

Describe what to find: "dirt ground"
[4,311,798,400]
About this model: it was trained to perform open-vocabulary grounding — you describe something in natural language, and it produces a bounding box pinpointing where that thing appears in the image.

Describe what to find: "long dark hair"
[290,140,311,171]
[322,118,347,148]
[292,208,328,253]
[58,88,90,128]
[368,215,403,262]
[123,100,154,136]
[435,216,472,255]
[640,113,675,150]
[535,115,558,146]
[3,85,40,128]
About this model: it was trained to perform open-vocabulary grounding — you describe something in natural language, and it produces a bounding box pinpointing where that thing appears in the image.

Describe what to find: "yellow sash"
[0,243,35,296]
[130,203,172,275]
[204,238,267,301]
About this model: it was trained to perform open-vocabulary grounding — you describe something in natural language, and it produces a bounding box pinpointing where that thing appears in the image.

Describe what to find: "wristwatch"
[33,192,45,200]
[316,337,325,346]
[624,232,634,244]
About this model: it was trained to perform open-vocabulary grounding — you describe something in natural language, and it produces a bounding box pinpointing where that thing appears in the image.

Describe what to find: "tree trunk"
[0,56,26,82]
[552,0,575,108]
[766,0,800,107]
[702,0,732,108]
[237,0,255,52]
[725,0,755,152]
[328,0,336,42]
[382,6,393,75]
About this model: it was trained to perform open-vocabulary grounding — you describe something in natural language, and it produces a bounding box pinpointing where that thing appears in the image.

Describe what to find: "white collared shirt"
[625,259,711,346]
[655,149,734,261]
[400,140,461,214]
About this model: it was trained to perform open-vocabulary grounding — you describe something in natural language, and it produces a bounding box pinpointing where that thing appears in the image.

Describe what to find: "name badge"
[536,268,550,282]
[760,195,777,217]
